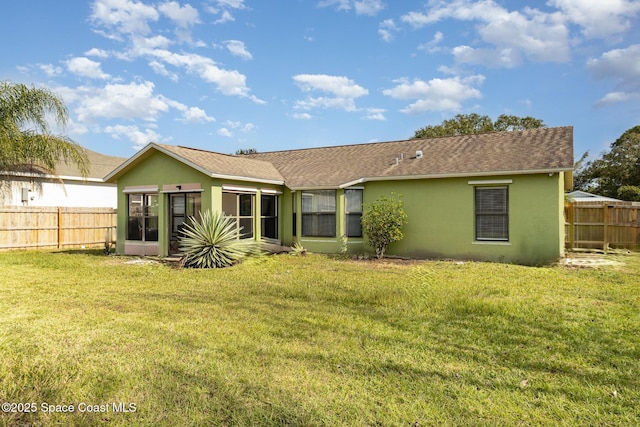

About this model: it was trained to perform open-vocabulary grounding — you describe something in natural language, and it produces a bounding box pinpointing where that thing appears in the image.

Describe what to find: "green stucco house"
[104,126,574,265]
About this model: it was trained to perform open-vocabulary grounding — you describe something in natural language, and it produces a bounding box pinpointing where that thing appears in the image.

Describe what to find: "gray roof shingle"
[156,144,285,183]
[105,126,574,188]
[248,126,574,188]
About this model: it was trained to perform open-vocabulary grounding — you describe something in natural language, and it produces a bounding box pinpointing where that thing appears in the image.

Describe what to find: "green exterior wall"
[361,173,566,265]
[115,150,284,257]
[113,149,566,265]
[115,151,213,256]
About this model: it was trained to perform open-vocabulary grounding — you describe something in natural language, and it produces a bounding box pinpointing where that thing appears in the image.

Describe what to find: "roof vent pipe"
[416,150,423,159]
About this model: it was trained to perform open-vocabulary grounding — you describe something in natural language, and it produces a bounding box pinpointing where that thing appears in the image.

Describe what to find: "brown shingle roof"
[156,144,284,183]
[248,126,574,188]
[54,148,127,179]
[105,126,574,188]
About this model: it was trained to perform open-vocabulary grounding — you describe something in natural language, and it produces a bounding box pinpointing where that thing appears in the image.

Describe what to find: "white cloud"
[401,1,571,66]
[104,124,161,150]
[594,92,640,108]
[158,1,200,27]
[364,108,386,121]
[206,0,246,24]
[587,44,640,83]
[223,120,241,128]
[588,44,640,106]
[214,0,246,8]
[225,40,252,60]
[182,107,215,123]
[293,74,368,98]
[452,45,523,68]
[318,0,350,11]
[217,127,233,137]
[219,120,255,132]
[84,48,110,58]
[39,64,63,77]
[66,57,111,80]
[213,10,234,24]
[318,0,385,16]
[144,49,263,102]
[148,60,179,81]
[293,74,368,112]
[418,31,444,53]
[90,0,159,36]
[292,112,312,120]
[548,0,640,39]
[383,75,484,114]
[354,0,385,16]
[378,19,397,42]
[72,81,171,122]
[88,1,261,103]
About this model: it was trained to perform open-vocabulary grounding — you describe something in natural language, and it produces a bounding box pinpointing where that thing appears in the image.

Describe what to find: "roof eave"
[210,173,284,185]
[289,167,573,190]
[2,170,106,183]
[104,143,284,185]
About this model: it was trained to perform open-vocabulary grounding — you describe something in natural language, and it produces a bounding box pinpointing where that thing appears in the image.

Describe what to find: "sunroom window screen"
[475,187,508,240]
[127,194,158,241]
[302,190,336,237]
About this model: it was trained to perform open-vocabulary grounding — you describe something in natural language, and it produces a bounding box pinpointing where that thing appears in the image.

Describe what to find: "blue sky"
[1,0,639,161]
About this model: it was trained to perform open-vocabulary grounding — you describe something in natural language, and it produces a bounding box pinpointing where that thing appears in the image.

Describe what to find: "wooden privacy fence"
[0,207,116,250]
[565,202,640,250]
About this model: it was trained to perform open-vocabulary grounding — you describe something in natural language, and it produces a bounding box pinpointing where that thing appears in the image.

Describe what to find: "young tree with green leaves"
[361,193,408,259]
[0,81,88,176]
[413,113,546,139]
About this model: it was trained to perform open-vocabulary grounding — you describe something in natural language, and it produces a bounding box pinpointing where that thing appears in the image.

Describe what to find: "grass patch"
[0,251,639,426]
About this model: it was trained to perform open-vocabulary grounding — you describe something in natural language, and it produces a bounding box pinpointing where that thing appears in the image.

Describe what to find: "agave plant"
[179,209,260,268]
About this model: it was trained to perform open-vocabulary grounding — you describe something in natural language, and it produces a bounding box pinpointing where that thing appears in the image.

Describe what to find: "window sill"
[472,240,511,246]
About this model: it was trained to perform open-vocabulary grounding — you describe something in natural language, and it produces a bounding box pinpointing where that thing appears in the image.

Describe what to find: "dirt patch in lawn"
[562,252,627,269]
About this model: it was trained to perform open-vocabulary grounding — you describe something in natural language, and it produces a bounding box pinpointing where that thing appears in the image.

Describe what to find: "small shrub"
[361,193,408,259]
[290,242,307,256]
[179,209,260,268]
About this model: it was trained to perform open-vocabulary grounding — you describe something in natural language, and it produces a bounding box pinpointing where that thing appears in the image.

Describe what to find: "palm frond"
[0,81,88,177]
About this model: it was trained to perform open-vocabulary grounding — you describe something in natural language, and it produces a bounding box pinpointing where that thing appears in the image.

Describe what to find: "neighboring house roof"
[55,148,127,181]
[2,147,126,183]
[567,190,622,202]
[105,126,574,189]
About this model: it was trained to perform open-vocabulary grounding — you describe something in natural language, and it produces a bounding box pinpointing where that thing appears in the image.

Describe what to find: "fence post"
[603,204,610,252]
[566,202,574,250]
[58,207,63,249]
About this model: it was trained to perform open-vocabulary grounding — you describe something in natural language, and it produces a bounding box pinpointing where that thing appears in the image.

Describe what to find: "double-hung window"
[127,194,158,242]
[475,187,509,241]
[345,189,363,238]
[302,190,336,237]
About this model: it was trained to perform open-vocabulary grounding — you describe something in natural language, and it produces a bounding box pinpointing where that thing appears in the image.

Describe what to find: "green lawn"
[0,250,639,426]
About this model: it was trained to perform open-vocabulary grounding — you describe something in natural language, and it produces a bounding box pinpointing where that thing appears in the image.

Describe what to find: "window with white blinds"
[301,190,336,237]
[475,187,509,241]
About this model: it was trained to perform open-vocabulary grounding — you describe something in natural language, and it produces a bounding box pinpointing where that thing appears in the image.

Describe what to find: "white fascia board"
[287,185,341,191]
[468,179,513,185]
[213,173,284,185]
